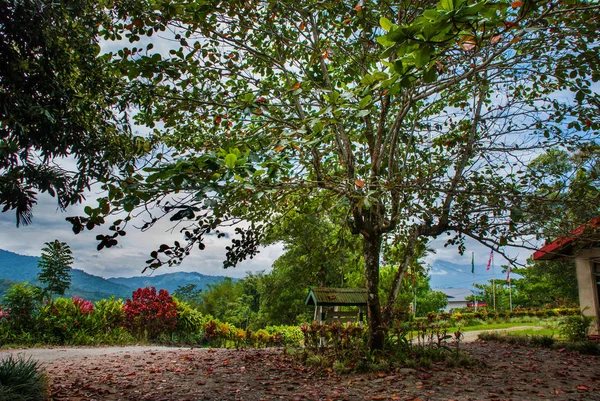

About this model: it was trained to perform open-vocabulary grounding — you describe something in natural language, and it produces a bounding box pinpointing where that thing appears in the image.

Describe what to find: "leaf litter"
[44,342,599,400]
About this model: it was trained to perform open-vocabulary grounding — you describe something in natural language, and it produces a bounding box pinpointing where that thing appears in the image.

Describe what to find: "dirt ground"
[14,340,598,401]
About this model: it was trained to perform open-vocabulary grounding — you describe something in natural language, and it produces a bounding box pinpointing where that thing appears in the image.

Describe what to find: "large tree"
[260,208,363,326]
[73,0,599,349]
[525,145,600,244]
[0,0,149,226]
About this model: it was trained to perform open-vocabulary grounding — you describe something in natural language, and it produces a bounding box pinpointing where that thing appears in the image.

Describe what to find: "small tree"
[37,240,73,302]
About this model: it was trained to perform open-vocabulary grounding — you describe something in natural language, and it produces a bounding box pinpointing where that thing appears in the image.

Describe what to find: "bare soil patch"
[33,341,600,400]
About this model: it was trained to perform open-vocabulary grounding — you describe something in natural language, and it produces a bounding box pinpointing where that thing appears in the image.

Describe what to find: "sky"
[0,188,526,286]
[0,191,284,279]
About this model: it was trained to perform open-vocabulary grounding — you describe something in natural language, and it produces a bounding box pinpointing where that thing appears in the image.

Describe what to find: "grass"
[450,322,541,333]
[507,328,560,337]
[0,355,48,401]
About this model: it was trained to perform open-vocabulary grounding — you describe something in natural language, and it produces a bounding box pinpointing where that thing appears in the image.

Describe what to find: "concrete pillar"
[574,249,600,335]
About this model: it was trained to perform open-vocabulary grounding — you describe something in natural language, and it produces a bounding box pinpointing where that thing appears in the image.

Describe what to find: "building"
[437,288,473,312]
[304,287,367,324]
[533,217,600,335]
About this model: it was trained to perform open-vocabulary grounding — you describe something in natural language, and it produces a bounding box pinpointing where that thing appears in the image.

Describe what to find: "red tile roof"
[533,217,600,260]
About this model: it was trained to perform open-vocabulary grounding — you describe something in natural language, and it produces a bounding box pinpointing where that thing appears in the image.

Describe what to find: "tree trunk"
[382,229,419,322]
[363,231,385,351]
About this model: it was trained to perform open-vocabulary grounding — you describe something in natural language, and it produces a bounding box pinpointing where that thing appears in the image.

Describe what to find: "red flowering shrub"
[123,287,178,340]
[72,296,94,314]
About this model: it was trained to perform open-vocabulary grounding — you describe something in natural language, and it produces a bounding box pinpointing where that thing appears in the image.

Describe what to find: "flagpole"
[471,252,477,312]
[509,279,513,311]
[492,253,496,312]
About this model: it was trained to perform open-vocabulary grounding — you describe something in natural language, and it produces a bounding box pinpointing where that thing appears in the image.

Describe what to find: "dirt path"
[19,342,598,401]
[0,345,182,363]
[460,325,545,343]
[0,326,541,364]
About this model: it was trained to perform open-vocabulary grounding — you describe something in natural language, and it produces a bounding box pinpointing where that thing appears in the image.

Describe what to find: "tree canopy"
[0,0,149,226]
[68,0,599,349]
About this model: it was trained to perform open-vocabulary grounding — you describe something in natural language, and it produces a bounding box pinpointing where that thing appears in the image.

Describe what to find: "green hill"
[0,249,230,302]
[107,271,229,294]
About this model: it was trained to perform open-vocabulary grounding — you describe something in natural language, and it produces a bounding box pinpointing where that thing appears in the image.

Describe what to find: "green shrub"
[93,298,126,332]
[0,356,48,401]
[95,326,136,345]
[530,335,555,348]
[438,312,451,321]
[560,313,595,342]
[564,341,600,355]
[1,283,40,333]
[463,318,485,327]
[174,300,203,340]
[264,325,303,346]
[451,312,463,322]
[36,297,95,344]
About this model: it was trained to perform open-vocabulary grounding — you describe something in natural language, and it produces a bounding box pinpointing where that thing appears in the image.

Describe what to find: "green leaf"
[224,154,237,169]
[380,17,393,32]
[358,95,372,109]
[127,67,140,80]
[423,66,438,83]
[414,45,433,68]
[312,121,324,134]
[423,9,441,20]
[437,0,454,12]
[377,35,395,47]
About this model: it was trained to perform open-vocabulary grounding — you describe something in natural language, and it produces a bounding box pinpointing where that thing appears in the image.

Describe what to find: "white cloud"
[0,192,281,279]
[430,268,448,276]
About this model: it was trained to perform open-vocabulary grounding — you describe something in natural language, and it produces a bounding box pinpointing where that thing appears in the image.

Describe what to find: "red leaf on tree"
[461,38,476,51]
[511,0,523,8]
[355,179,365,188]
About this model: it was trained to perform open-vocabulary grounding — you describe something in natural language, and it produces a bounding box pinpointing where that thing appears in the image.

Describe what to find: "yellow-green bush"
[174,300,203,338]
[93,297,126,332]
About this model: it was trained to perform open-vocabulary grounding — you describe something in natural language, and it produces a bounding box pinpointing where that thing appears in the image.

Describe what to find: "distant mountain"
[429,259,497,290]
[107,271,229,294]
[0,249,40,282]
[0,249,229,301]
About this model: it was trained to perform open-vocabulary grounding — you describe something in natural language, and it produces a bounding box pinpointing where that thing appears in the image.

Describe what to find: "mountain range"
[0,249,229,301]
[429,259,509,290]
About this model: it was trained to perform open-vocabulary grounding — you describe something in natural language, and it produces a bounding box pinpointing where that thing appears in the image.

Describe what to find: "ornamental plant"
[36,296,96,344]
[72,296,94,314]
[123,287,177,340]
[93,297,126,332]
[1,282,40,333]
[173,299,203,341]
